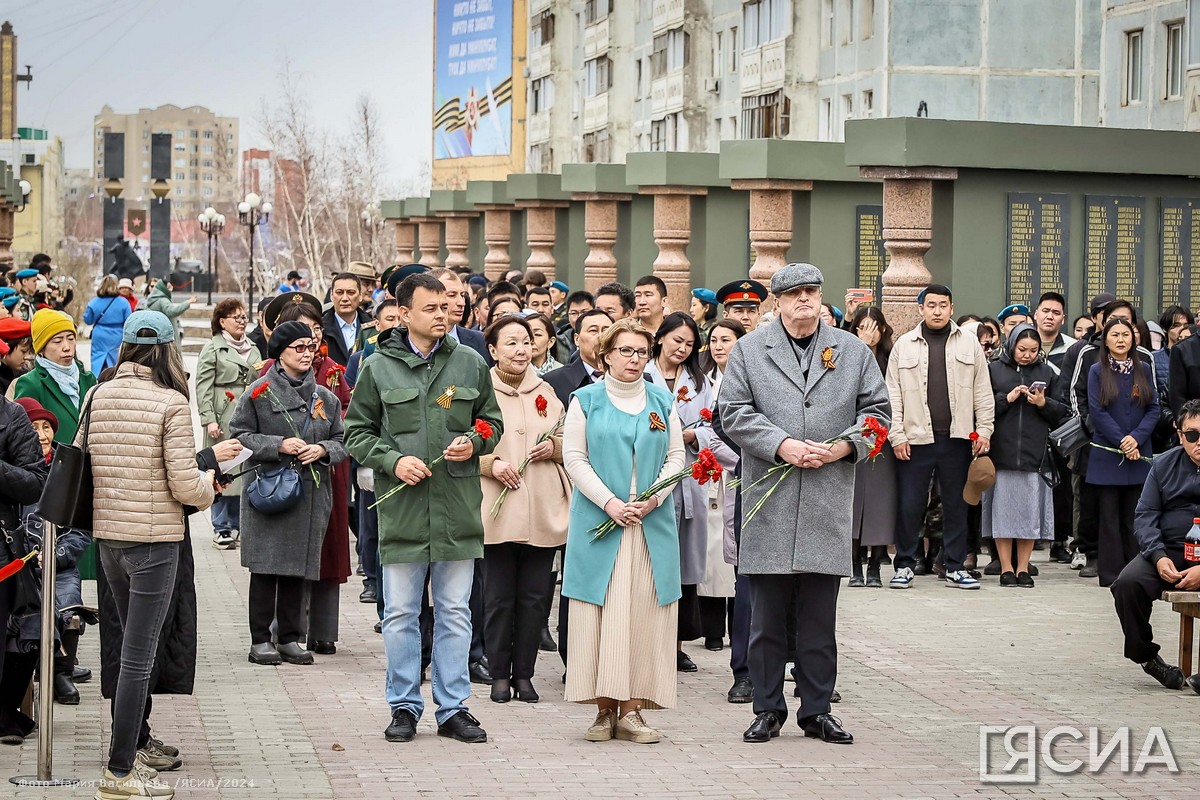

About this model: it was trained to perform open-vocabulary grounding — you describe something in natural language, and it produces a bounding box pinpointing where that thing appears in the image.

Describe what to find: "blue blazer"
[1086,362,1159,486]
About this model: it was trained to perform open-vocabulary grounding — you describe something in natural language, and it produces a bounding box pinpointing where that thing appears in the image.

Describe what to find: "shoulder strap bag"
[39,389,97,530]
[1048,414,1089,458]
[245,390,318,515]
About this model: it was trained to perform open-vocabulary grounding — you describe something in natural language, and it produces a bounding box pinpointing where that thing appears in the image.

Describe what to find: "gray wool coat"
[720,318,891,577]
[229,364,348,580]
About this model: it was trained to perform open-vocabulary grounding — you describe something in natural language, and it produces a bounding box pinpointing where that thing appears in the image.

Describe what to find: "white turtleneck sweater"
[564,374,685,510]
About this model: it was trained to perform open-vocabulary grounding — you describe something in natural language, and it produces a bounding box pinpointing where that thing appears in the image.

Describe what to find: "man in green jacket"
[345,272,502,746]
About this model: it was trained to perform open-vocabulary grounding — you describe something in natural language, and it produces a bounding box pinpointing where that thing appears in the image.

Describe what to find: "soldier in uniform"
[716,280,767,334]
[11,269,40,322]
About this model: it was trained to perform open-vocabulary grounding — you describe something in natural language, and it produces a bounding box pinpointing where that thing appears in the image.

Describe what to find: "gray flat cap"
[771,262,824,295]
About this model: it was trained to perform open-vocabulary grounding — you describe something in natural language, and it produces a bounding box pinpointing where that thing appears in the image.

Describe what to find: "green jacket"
[344,328,502,564]
[145,282,191,347]
[11,360,98,444]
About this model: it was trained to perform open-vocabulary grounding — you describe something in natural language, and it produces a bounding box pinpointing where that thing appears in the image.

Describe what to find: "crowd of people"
[2,251,1200,799]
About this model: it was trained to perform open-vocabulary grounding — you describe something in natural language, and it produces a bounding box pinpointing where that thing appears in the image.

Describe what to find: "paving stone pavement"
[1,347,1197,797]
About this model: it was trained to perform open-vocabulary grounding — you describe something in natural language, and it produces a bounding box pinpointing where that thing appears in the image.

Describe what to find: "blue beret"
[998,303,1031,322]
[2,296,19,310]
[0,287,15,299]
[691,288,717,305]
[15,269,39,280]
[550,280,569,293]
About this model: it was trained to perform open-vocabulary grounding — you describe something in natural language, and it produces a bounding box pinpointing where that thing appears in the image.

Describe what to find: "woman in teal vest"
[562,319,685,745]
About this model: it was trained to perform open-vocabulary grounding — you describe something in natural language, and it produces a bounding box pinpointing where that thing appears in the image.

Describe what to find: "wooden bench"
[1162,591,1200,676]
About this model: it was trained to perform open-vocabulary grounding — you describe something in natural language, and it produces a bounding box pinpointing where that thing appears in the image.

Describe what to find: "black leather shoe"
[71,666,92,683]
[437,711,487,743]
[704,637,724,651]
[742,712,781,743]
[800,713,854,744]
[52,674,79,705]
[1141,655,1186,690]
[513,678,540,703]
[248,643,282,665]
[490,679,511,703]
[359,585,377,604]
[1050,543,1072,563]
[677,651,698,672]
[385,708,417,742]
[1186,674,1200,695]
[865,571,883,588]
[373,621,382,634]
[539,626,557,652]
[727,677,753,703]
[469,660,492,684]
[277,642,314,665]
[310,641,336,655]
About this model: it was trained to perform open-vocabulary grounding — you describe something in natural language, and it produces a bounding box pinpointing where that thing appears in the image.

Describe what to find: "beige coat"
[479,367,569,548]
[886,322,995,447]
[78,363,215,543]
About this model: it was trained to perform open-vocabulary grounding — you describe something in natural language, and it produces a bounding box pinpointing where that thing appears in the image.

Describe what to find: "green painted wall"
[805,182,886,304]
[509,212,529,276]
[694,188,751,290]
[565,204,587,291]
[625,195,657,285]
[467,217,485,271]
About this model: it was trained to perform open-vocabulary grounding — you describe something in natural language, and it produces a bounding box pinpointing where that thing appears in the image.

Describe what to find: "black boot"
[849,543,865,587]
[865,547,883,588]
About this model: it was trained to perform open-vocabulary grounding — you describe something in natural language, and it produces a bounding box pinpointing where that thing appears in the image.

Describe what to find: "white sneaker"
[889,567,915,589]
[615,710,661,744]
[95,762,174,799]
[945,570,981,589]
[212,531,236,550]
[1070,550,1086,570]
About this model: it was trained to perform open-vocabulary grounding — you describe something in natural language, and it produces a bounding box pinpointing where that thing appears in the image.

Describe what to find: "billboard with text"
[434,0,514,160]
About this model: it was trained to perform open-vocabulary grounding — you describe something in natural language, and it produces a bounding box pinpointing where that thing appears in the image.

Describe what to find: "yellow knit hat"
[31,309,76,354]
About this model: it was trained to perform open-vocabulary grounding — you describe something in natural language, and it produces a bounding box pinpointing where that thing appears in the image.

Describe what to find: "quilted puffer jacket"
[76,362,214,541]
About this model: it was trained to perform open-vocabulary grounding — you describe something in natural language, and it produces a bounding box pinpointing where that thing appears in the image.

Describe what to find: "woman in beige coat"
[82,310,215,800]
[480,315,569,705]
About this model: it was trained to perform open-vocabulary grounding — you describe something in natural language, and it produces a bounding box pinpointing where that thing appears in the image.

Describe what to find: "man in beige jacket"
[885,284,995,590]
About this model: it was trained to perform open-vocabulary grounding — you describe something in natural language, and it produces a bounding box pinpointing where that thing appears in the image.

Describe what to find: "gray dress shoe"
[277,642,315,665]
[248,643,282,665]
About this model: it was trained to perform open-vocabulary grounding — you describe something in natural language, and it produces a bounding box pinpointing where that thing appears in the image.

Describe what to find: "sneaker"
[889,567,915,589]
[615,710,661,744]
[1070,550,1087,570]
[1016,571,1035,588]
[1141,655,1186,690]
[585,708,616,741]
[136,746,182,772]
[945,570,981,589]
[212,531,236,550]
[95,762,174,799]
[1050,543,1072,563]
[145,736,179,758]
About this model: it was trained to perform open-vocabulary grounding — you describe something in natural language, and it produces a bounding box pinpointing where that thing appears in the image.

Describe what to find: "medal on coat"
[649,411,667,432]
[821,346,837,370]
[435,385,457,409]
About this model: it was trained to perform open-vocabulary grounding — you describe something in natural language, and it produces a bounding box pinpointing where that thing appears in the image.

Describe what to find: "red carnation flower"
[691,461,706,481]
[969,431,980,442]
[474,419,495,440]
[699,407,713,423]
[224,390,236,401]
[535,394,548,417]
[251,383,269,400]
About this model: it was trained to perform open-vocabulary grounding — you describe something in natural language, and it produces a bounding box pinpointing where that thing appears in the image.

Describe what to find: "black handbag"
[1038,442,1061,489]
[1049,415,1089,457]
[245,389,317,515]
[39,390,97,530]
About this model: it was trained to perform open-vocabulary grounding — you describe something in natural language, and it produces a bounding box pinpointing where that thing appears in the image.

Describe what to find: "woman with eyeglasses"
[196,298,262,551]
[645,312,718,670]
[562,318,685,744]
[231,320,348,666]
[1086,317,1160,587]
[257,296,355,657]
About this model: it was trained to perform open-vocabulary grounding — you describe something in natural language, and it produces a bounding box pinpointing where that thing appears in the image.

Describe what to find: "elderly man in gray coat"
[721,263,890,746]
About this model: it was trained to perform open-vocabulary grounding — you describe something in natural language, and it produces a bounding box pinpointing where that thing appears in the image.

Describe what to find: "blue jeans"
[382,559,474,724]
[211,494,240,534]
[99,541,180,775]
[357,489,379,588]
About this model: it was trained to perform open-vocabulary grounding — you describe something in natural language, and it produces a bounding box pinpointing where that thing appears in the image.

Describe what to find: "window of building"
[203,159,214,168]
[861,0,874,39]
[821,0,834,48]
[651,33,667,78]
[1191,0,1200,66]
[203,144,213,154]
[203,173,213,182]
[1166,21,1184,99]
[862,89,874,117]
[531,10,555,48]
[841,0,854,44]
[190,129,199,138]
[528,143,553,172]
[190,158,198,167]
[730,26,738,70]
[174,157,185,167]
[204,130,214,139]
[667,29,690,72]
[143,145,149,153]
[203,187,214,197]
[841,93,854,128]
[1124,29,1144,105]
[227,148,234,156]
[174,142,186,152]
[190,172,198,181]
[714,31,722,76]
[142,159,149,168]
[174,187,184,196]
[741,90,791,139]
[192,145,199,153]
[636,58,644,94]
[584,0,612,25]
[175,171,185,180]
[820,97,834,140]
[227,133,234,141]
[743,0,789,50]
[582,128,611,162]
[96,129,104,138]
[96,158,103,167]
[175,129,186,138]
[583,56,612,96]
[531,76,555,112]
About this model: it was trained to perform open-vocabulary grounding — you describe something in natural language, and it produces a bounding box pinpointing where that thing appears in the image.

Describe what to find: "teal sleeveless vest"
[562,381,682,607]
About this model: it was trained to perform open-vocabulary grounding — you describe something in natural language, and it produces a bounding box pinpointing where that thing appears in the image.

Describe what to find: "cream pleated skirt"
[565,522,678,709]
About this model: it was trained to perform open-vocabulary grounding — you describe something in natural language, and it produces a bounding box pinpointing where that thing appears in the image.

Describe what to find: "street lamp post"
[238,192,272,315]
[198,206,226,306]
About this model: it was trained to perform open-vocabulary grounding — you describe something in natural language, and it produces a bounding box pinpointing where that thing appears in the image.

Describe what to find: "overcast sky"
[4,0,434,194]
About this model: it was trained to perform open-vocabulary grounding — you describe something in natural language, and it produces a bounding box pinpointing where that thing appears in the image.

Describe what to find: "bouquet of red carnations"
[590,448,723,541]
[371,419,495,508]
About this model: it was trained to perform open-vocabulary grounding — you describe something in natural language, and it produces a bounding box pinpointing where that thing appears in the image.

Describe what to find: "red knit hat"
[0,317,31,342]
[14,397,58,433]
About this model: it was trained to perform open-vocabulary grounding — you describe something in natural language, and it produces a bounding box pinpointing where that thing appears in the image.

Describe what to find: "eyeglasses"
[287,343,317,354]
[614,346,650,360]
[225,315,249,323]
[1182,429,1200,444]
